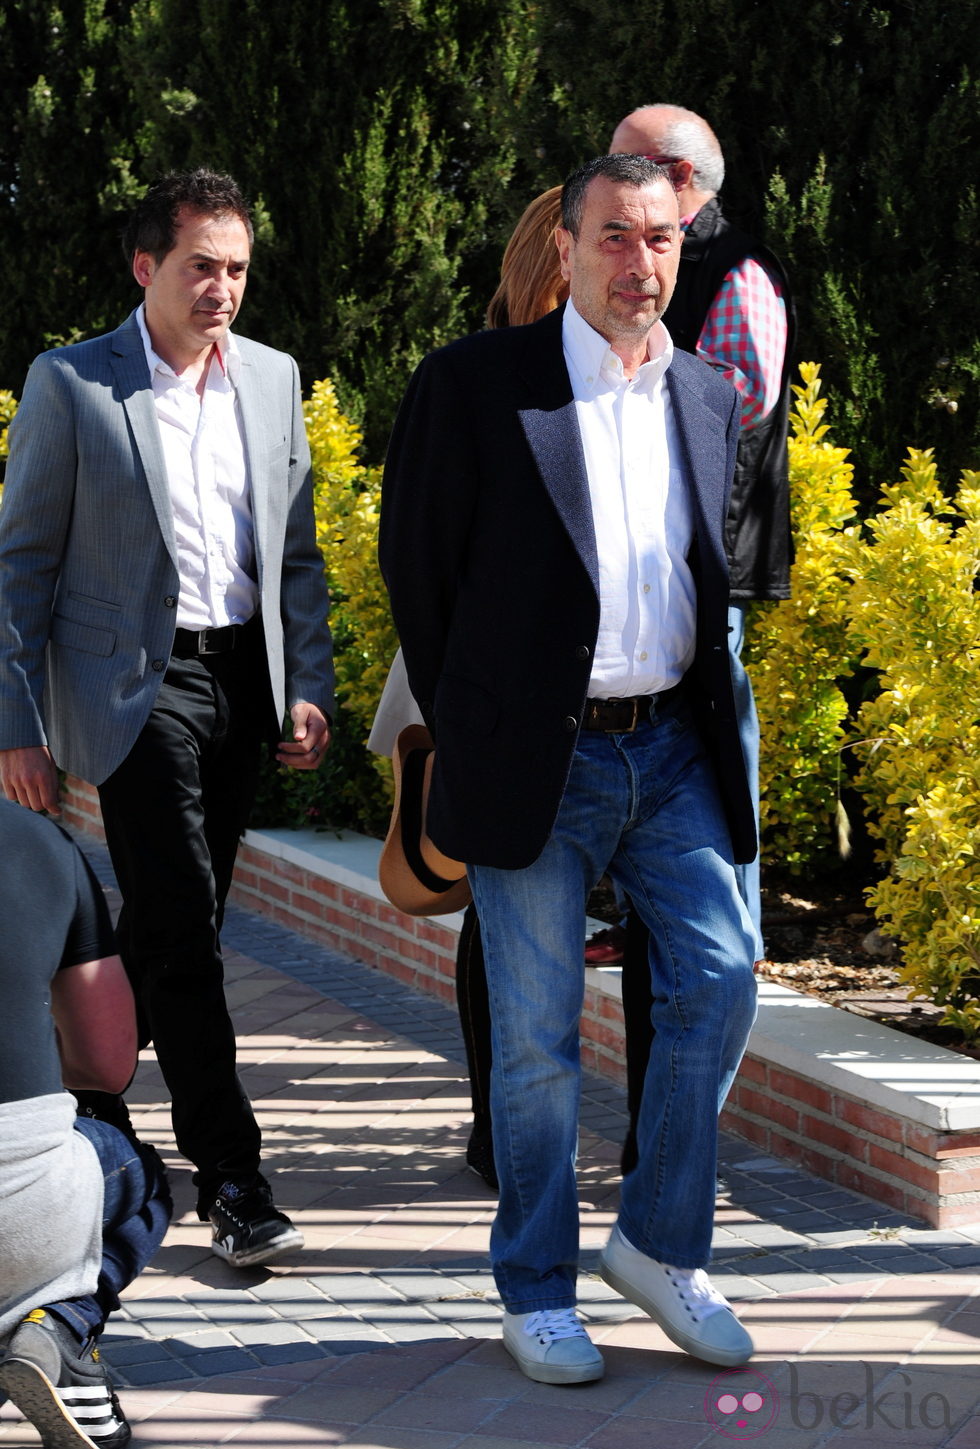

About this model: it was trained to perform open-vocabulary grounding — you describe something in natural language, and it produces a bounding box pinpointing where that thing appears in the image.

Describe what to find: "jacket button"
[152,659,165,672]
[164,596,177,607]
[564,715,578,731]
[575,644,590,660]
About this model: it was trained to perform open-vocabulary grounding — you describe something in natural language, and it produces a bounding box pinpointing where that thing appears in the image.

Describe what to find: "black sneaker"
[465,1130,499,1192]
[208,1180,304,1268]
[0,1308,130,1448]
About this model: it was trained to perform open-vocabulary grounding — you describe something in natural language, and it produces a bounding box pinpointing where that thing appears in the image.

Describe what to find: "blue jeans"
[468,691,757,1314]
[48,1119,172,1342]
[729,603,763,957]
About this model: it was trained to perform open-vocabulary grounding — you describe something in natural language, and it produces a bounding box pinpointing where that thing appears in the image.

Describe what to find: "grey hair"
[652,110,725,193]
[561,155,670,238]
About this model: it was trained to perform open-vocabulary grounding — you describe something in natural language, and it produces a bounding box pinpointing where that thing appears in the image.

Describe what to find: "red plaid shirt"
[681,213,787,430]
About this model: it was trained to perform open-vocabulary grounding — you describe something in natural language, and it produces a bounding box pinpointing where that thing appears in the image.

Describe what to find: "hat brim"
[378,725,472,917]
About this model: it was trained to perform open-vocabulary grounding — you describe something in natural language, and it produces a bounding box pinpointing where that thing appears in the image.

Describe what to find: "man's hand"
[0,745,61,815]
[276,701,331,770]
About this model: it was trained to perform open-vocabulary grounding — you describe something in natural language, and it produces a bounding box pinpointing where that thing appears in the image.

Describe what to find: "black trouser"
[98,618,274,1217]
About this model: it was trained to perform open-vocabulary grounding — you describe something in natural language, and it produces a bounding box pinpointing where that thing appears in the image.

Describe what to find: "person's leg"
[468,732,628,1314]
[592,696,757,1367]
[46,1118,172,1342]
[453,903,498,1189]
[728,602,763,958]
[98,657,264,1212]
[604,699,757,1268]
[618,906,653,1176]
[0,1119,171,1449]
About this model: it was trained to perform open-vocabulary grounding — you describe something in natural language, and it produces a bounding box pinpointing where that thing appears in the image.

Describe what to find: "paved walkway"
[3,840,979,1449]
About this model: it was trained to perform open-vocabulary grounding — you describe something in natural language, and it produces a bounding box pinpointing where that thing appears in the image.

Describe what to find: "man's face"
[555,176,681,355]
[133,206,251,372]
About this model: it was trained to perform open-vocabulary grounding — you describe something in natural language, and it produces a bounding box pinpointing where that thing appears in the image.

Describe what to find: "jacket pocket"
[51,614,117,657]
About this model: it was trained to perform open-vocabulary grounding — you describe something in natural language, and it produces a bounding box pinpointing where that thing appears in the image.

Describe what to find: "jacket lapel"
[109,313,179,568]
[515,308,599,593]
[665,356,731,571]
[231,348,270,583]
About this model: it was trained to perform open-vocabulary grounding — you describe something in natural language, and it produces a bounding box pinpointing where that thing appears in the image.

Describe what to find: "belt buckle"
[625,697,640,732]
[198,628,221,656]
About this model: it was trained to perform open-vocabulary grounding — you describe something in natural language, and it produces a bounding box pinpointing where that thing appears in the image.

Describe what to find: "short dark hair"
[561,155,669,238]
[122,169,253,264]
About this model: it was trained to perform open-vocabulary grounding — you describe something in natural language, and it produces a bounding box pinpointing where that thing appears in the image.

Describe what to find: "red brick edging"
[61,775,980,1229]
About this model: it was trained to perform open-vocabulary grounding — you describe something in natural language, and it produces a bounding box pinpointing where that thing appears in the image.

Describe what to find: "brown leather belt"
[581,684,682,733]
[172,624,244,657]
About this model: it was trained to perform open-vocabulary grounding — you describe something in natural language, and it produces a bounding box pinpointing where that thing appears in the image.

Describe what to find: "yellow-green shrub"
[0,389,17,504]
[745,363,861,868]
[306,377,398,749]
[844,454,980,1038]
[251,378,397,833]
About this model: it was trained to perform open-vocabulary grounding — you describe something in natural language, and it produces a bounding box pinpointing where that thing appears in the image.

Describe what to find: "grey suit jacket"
[0,311,334,785]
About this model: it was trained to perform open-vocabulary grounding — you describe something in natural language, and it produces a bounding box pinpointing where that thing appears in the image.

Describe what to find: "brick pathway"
[2,843,979,1448]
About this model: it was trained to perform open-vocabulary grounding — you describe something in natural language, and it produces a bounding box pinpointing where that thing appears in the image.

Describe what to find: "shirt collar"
[562,296,673,397]
[136,303,241,385]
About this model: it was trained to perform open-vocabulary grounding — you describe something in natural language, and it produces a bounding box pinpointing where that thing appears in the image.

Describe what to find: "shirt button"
[152,659,165,672]
[639,651,648,661]
[643,584,651,594]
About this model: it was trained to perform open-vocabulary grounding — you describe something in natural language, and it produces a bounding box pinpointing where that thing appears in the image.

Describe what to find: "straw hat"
[378,725,471,916]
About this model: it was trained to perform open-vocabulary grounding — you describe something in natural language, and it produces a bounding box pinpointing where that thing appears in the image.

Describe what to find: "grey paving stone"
[101,1338,183,1365]
[114,1359,198,1386]
[251,1341,331,1365]
[180,1347,258,1375]
[934,1243,980,1268]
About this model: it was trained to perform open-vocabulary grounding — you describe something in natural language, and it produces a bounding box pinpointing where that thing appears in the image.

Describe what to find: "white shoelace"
[522,1308,589,1343]
[664,1264,732,1322]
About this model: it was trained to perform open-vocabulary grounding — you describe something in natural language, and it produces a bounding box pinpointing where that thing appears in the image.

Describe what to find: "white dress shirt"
[562,298,696,699]
[137,306,258,630]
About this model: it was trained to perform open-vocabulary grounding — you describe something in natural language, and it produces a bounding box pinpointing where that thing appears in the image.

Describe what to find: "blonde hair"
[485,186,568,330]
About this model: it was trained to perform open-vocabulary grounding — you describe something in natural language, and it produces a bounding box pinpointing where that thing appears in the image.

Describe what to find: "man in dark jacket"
[611,104,795,953]
[381,156,758,1387]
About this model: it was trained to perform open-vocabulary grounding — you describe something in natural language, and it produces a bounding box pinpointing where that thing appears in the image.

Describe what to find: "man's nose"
[625,240,655,275]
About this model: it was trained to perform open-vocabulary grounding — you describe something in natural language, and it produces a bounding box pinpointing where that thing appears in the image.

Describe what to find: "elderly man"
[611,105,794,953]
[0,170,334,1268]
[380,155,757,1385]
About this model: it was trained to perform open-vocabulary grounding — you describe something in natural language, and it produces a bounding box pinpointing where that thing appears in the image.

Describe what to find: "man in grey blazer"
[0,170,334,1268]
[381,156,757,1384]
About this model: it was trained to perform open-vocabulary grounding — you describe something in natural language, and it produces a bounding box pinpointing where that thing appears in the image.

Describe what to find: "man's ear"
[132,250,154,288]
[555,226,573,283]
[669,159,695,193]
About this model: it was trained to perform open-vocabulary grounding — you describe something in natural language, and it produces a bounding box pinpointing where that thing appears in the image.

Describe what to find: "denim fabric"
[468,692,757,1313]
[48,1120,171,1341]
[728,603,763,956]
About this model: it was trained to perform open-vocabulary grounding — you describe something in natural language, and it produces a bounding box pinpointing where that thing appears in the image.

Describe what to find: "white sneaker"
[502,1307,605,1384]
[599,1226,754,1366]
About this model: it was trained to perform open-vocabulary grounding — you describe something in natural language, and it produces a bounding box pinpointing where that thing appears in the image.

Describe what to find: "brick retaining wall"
[62,775,980,1229]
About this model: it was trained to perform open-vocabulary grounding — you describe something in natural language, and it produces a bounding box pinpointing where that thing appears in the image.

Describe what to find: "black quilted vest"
[664,198,796,600]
